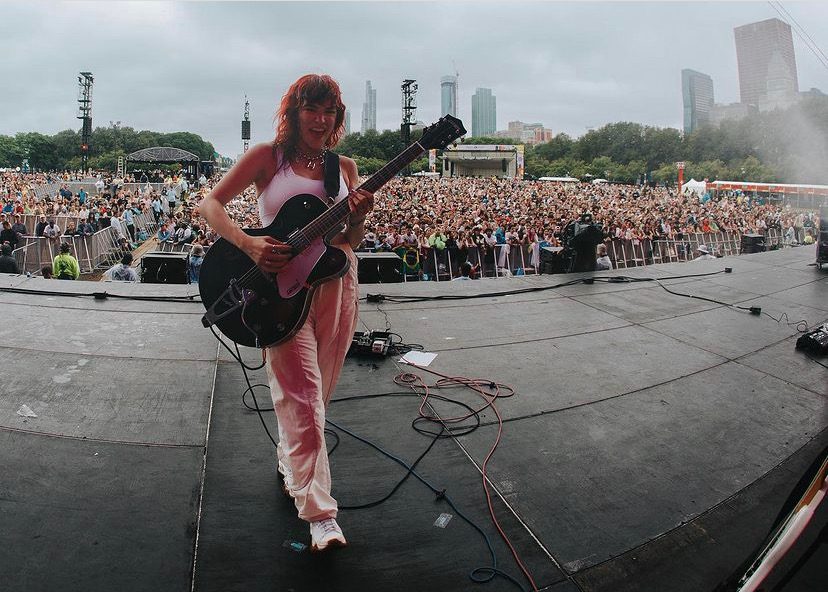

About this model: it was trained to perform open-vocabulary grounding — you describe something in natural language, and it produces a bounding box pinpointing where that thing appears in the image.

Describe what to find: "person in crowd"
[452,260,473,280]
[596,243,613,270]
[123,205,135,240]
[52,242,80,280]
[43,219,61,247]
[694,244,716,261]
[35,215,48,237]
[0,221,18,248]
[79,218,96,236]
[40,265,52,279]
[198,73,373,552]
[174,222,193,246]
[156,222,172,243]
[188,244,204,284]
[11,214,27,243]
[151,195,163,222]
[0,243,19,273]
[104,252,138,282]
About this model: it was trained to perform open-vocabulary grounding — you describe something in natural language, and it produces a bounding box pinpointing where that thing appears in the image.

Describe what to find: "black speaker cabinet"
[141,252,189,284]
[356,252,403,283]
[540,246,568,274]
[740,233,766,254]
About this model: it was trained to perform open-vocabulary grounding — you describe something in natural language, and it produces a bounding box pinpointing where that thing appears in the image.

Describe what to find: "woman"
[199,74,373,552]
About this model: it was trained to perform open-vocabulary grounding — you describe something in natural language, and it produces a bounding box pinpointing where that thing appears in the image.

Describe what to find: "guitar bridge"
[201,280,256,328]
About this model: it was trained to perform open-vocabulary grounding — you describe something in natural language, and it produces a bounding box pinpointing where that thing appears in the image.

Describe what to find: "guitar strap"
[323,151,340,200]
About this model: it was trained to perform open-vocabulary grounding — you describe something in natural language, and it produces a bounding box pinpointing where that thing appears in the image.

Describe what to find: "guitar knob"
[276,323,285,332]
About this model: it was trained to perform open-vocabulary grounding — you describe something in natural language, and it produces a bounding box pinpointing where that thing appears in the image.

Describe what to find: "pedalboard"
[796,323,828,356]
[349,330,393,357]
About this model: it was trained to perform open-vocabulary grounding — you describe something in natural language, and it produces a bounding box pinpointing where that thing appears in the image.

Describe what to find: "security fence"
[363,228,799,281]
[12,226,127,275]
[11,209,159,238]
[10,210,162,276]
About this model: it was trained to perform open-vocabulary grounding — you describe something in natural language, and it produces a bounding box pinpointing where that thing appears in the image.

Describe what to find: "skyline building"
[361,80,376,133]
[498,121,553,144]
[471,87,496,137]
[344,109,351,135]
[734,18,799,111]
[682,69,715,134]
[440,75,458,117]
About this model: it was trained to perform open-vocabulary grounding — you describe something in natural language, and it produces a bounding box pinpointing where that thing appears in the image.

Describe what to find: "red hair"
[273,74,346,168]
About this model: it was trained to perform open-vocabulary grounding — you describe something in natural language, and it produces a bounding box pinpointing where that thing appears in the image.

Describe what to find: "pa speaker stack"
[141,252,189,284]
[356,252,403,283]
[740,233,766,254]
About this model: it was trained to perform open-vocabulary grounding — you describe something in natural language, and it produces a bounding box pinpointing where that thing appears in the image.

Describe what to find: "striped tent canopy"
[126,147,199,163]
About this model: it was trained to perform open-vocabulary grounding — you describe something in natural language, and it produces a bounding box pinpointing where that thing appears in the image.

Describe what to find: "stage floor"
[1,246,826,591]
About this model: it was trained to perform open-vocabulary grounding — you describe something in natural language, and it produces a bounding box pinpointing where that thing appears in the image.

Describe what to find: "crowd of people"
[187,174,821,267]
[0,169,212,280]
[2,169,822,281]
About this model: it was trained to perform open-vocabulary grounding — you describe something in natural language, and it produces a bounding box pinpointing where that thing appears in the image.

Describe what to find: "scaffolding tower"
[77,72,94,172]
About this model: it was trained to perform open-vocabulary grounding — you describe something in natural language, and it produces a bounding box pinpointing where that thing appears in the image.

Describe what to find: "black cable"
[761,310,810,333]
[234,342,278,450]
[209,325,266,371]
[330,390,483,438]
[334,422,444,510]
[326,417,526,591]
[0,285,200,302]
[652,278,754,311]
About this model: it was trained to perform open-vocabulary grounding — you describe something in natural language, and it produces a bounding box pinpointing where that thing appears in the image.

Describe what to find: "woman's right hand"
[243,235,294,273]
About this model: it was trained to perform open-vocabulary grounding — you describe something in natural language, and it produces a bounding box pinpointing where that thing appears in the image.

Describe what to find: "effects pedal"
[349,331,393,357]
[796,323,828,356]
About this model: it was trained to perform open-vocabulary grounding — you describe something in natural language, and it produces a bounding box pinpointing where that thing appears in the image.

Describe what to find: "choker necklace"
[294,147,327,170]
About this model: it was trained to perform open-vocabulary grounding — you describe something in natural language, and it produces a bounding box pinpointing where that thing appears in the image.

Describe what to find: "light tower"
[401,79,418,176]
[401,79,417,144]
[77,72,93,172]
[241,96,251,153]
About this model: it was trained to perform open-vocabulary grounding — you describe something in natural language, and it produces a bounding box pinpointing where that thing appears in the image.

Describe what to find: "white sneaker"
[310,518,347,552]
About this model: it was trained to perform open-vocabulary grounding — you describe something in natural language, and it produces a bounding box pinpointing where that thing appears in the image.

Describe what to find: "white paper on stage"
[399,351,438,367]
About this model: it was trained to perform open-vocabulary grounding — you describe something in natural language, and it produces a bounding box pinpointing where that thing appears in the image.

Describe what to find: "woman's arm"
[198,143,292,273]
[338,156,374,250]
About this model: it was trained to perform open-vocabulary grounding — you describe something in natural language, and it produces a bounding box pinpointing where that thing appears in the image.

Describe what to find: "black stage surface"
[1,247,825,591]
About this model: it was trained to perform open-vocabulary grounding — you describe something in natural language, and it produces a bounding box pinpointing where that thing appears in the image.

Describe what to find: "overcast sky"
[3,1,827,157]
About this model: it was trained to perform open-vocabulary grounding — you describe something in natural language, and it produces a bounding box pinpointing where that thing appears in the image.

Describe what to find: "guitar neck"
[297,141,426,245]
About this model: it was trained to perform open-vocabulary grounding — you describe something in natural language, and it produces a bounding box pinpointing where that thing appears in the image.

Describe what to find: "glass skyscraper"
[682,69,714,134]
[441,75,457,117]
[471,88,496,137]
[734,18,799,110]
[361,80,376,133]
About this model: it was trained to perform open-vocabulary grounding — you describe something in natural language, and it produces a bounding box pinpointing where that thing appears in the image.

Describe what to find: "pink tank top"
[258,149,349,227]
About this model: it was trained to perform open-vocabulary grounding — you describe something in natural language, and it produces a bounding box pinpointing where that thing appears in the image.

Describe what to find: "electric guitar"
[199,115,466,348]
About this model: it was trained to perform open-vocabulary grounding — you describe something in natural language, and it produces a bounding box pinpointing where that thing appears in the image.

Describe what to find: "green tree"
[532,133,575,161]
[0,135,26,168]
[15,132,59,170]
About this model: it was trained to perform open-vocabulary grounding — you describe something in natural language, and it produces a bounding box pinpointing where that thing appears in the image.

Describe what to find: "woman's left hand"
[348,188,374,223]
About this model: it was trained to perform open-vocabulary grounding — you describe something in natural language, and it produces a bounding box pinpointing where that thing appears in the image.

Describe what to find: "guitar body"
[199,193,349,348]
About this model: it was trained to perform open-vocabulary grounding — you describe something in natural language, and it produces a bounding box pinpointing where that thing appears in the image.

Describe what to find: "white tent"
[539,176,580,183]
[682,178,706,196]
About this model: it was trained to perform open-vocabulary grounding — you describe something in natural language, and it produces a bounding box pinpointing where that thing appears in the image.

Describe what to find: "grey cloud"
[2,1,826,157]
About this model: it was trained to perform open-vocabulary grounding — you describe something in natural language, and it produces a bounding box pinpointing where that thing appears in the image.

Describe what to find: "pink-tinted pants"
[265,248,358,522]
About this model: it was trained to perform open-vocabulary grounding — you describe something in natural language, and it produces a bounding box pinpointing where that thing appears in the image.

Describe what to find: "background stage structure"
[126,146,202,177]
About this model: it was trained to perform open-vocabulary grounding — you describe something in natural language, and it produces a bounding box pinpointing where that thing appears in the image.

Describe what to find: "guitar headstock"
[418,115,467,150]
